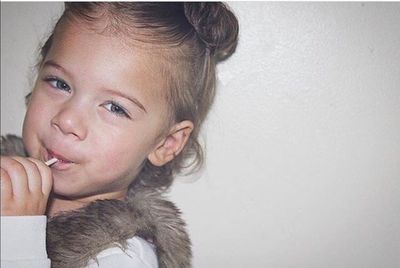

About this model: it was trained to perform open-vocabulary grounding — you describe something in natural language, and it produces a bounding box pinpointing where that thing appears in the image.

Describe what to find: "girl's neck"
[46,191,127,217]
[46,197,86,217]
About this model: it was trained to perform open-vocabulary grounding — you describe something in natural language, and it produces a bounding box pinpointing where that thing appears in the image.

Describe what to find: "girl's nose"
[50,102,88,140]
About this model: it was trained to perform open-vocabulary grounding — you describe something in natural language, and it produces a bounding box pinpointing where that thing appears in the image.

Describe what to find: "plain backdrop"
[1,2,400,268]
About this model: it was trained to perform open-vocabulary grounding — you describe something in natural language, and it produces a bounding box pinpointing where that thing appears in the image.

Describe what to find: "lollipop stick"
[45,157,58,166]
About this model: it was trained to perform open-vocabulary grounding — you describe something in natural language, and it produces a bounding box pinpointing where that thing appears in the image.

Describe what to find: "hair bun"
[184,2,239,61]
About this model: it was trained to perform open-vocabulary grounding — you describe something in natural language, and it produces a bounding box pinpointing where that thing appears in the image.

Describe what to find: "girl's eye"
[44,77,71,92]
[103,102,131,119]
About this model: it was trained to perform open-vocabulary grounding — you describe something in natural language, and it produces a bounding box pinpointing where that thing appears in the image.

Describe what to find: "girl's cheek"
[94,135,145,172]
[28,88,48,109]
[27,99,50,120]
[33,77,68,102]
[94,149,135,179]
[31,84,64,113]
[97,109,119,126]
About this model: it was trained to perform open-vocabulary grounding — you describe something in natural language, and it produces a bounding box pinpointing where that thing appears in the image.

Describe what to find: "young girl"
[1,2,238,268]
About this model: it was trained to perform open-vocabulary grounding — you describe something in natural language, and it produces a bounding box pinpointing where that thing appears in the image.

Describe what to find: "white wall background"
[1,2,399,268]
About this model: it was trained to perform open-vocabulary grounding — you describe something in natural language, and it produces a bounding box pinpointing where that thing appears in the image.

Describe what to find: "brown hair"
[36,2,239,192]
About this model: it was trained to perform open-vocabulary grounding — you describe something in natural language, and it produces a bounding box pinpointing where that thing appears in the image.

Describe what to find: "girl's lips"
[47,149,74,164]
[46,149,75,171]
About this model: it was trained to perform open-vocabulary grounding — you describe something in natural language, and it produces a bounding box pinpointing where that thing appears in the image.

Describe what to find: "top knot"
[184,2,239,61]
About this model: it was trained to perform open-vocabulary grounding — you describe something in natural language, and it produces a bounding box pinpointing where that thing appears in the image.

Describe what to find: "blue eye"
[103,101,130,119]
[44,77,71,92]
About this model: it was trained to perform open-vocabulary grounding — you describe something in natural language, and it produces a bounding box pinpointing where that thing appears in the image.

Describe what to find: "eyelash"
[43,76,130,119]
[103,101,131,119]
[44,76,71,93]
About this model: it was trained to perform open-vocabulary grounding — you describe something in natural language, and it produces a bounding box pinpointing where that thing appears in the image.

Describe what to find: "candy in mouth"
[47,149,73,164]
[45,157,58,166]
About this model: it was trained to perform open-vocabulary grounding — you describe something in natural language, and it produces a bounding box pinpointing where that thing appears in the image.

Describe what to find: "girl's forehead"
[60,15,148,48]
[56,17,123,46]
[48,19,171,105]
[56,18,161,61]
[55,16,172,63]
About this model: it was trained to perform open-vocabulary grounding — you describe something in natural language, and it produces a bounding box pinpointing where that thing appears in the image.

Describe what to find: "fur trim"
[1,134,27,157]
[1,135,192,267]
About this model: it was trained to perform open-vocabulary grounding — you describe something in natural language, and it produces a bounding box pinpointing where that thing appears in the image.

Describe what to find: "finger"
[1,157,29,197]
[1,168,13,201]
[26,157,53,196]
[11,156,42,195]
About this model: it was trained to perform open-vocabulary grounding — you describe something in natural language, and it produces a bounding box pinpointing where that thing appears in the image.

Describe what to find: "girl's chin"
[50,187,79,199]
[50,178,81,199]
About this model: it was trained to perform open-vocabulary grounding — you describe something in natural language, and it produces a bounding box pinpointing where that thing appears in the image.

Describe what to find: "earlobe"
[148,120,194,167]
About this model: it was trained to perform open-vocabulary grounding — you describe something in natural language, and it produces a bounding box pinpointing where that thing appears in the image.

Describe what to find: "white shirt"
[1,216,158,268]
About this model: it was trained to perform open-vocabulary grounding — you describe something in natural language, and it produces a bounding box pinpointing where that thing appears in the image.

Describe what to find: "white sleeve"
[1,216,51,268]
[86,236,158,268]
[0,216,158,268]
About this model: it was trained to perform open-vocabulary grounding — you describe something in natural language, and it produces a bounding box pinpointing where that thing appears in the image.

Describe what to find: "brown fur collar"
[1,135,192,268]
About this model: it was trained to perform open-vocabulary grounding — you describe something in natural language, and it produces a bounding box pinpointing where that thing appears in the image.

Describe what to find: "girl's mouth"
[47,149,74,169]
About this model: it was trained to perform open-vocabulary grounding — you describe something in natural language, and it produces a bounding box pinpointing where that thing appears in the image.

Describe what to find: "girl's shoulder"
[87,236,158,268]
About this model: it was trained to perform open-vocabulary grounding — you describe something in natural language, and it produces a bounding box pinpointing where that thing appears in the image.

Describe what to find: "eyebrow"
[42,60,147,113]
[43,60,73,78]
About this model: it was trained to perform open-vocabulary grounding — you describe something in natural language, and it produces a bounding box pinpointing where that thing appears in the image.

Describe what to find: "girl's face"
[23,19,171,201]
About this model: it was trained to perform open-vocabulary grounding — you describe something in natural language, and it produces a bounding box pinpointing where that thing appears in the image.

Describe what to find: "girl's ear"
[148,120,194,166]
[25,92,32,106]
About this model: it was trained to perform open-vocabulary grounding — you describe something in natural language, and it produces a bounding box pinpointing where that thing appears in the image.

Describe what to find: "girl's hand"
[1,156,53,216]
